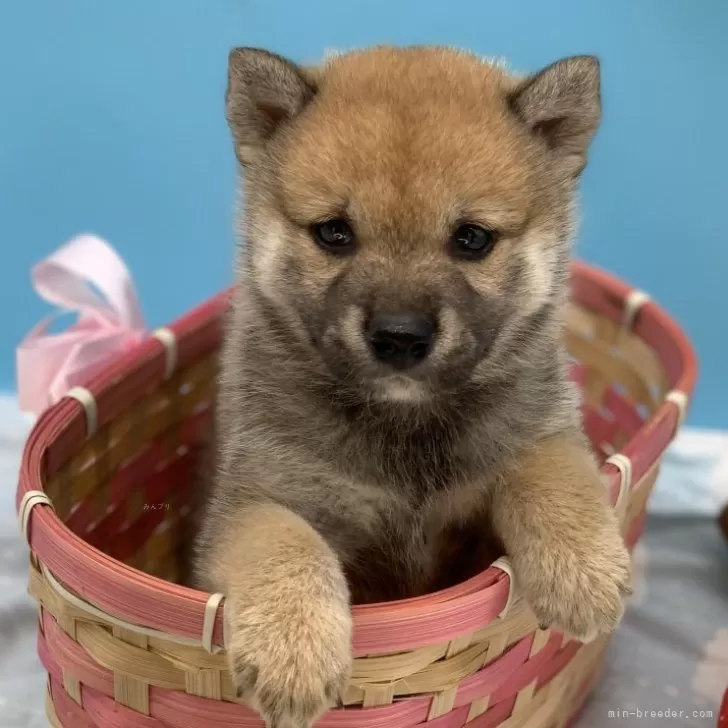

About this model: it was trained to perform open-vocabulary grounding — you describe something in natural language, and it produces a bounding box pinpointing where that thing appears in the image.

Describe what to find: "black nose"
[367,312,436,369]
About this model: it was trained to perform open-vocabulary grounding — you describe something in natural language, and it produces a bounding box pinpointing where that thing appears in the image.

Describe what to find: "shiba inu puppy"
[193,45,631,728]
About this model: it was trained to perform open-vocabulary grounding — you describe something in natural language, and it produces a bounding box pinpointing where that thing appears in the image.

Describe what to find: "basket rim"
[16,260,698,656]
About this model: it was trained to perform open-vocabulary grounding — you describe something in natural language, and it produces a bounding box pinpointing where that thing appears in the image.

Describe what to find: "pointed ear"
[509,55,601,177]
[226,48,317,165]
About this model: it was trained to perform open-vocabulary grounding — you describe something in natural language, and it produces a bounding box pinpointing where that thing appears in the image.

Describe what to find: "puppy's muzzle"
[366,312,436,370]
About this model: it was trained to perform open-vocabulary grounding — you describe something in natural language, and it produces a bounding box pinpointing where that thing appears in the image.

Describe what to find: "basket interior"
[39,300,671,589]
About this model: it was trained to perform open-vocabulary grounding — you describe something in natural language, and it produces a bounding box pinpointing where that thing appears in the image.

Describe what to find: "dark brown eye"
[312,219,355,253]
[450,224,497,260]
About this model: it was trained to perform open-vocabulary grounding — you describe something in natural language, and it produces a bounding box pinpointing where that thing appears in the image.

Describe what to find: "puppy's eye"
[312,219,355,253]
[450,224,498,260]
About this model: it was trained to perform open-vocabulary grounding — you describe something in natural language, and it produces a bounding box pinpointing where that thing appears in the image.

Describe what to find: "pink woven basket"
[17,259,697,728]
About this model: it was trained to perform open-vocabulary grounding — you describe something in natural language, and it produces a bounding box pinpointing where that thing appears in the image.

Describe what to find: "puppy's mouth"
[370,375,431,404]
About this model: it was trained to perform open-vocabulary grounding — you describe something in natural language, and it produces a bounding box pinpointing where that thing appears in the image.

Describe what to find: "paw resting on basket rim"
[226,596,353,728]
[518,523,633,643]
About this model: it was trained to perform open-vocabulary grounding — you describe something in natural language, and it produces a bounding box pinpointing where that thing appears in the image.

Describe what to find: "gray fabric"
[0,399,726,727]
[579,516,727,726]
[0,402,46,727]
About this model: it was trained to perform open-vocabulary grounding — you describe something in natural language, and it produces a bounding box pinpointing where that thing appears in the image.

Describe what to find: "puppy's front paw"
[518,515,632,643]
[226,595,352,728]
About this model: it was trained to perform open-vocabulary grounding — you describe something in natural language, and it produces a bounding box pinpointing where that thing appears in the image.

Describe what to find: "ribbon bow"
[17,234,147,416]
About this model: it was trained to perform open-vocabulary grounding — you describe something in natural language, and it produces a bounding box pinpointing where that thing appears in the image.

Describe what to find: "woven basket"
[17,260,697,728]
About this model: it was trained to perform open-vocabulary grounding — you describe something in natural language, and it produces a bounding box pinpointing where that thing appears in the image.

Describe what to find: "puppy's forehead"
[279,47,538,228]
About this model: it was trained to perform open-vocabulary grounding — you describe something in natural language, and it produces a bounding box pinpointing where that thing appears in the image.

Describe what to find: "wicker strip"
[66,386,98,437]
[666,389,688,428]
[19,490,53,542]
[604,453,632,527]
[491,557,517,617]
[151,327,178,380]
[201,593,225,654]
[32,560,226,654]
[621,289,651,330]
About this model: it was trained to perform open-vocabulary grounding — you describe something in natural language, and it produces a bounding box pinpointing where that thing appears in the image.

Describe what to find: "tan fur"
[194,45,628,728]
[490,434,631,641]
[208,504,351,727]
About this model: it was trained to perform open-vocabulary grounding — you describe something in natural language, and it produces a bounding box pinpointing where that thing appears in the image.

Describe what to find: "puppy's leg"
[490,434,631,642]
[201,502,352,728]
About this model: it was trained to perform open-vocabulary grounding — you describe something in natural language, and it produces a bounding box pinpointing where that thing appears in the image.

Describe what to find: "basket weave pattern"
[17,262,697,728]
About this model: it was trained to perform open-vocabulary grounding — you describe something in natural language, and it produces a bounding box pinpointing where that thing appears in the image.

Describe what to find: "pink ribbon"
[17,234,147,416]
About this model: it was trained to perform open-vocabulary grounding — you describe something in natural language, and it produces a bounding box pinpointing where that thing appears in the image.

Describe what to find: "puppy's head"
[227,46,600,405]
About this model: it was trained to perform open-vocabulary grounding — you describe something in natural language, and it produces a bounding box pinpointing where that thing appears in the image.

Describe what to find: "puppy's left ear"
[509,55,601,177]
[226,48,317,165]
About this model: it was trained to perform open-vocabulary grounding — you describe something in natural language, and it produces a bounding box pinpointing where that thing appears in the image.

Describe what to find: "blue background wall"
[1,0,726,427]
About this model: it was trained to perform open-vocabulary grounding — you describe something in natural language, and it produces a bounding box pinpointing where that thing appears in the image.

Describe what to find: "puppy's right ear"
[226,48,317,165]
[509,55,601,178]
